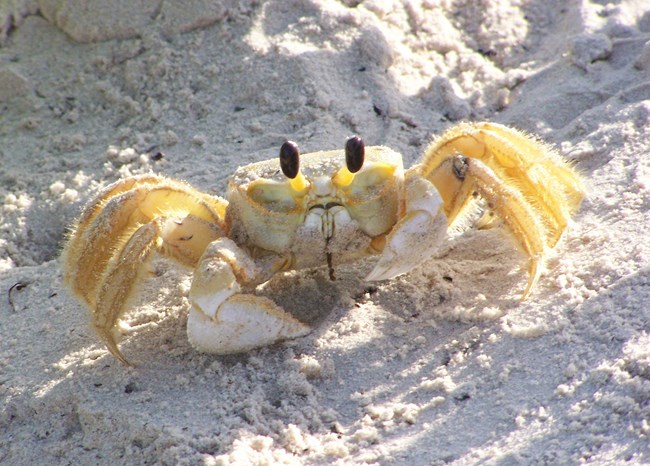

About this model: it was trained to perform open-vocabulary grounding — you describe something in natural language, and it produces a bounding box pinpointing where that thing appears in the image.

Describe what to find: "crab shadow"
[3,246,648,463]
[293,263,650,464]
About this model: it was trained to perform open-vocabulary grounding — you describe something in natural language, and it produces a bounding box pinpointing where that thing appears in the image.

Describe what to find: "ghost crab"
[63,122,584,365]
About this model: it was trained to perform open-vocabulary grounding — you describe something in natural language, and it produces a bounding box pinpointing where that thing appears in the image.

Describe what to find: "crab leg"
[366,122,583,298]
[64,176,227,306]
[365,173,449,281]
[420,122,584,246]
[418,122,584,297]
[430,154,550,296]
[63,175,227,364]
[93,221,159,364]
[188,238,310,354]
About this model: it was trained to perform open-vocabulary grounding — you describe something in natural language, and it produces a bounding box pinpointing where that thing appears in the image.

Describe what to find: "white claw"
[366,210,447,281]
[366,174,448,281]
[188,238,310,354]
[188,295,311,354]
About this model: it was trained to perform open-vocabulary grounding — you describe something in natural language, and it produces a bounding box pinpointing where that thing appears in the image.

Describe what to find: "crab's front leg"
[367,122,584,298]
[366,172,449,281]
[187,238,310,354]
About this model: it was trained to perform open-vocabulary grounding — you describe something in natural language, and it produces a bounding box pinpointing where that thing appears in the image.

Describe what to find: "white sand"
[1,1,649,464]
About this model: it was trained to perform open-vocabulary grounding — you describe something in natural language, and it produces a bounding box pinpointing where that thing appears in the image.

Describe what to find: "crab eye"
[345,136,365,173]
[279,141,300,179]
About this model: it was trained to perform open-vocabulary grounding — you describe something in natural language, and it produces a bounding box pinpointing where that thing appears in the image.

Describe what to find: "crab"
[63,122,584,365]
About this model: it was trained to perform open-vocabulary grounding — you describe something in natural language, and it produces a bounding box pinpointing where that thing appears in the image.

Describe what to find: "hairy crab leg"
[64,176,226,306]
[418,122,584,297]
[419,122,584,248]
[432,155,549,296]
[93,221,159,365]
[63,176,227,364]
[367,122,583,298]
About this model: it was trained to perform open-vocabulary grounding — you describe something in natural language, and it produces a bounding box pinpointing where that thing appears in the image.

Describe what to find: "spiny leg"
[420,122,584,247]
[93,221,159,365]
[91,214,225,365]
[445,155,547,296]
[64,175,170,298]
[63,176,227,363]
[419,122,584,297]
[64,176,227,306]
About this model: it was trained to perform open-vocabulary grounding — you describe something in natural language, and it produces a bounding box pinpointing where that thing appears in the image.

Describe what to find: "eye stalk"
[279,141,300,179]
[279,141,308,191]
[333,135,365,187]
[345,136,365,173]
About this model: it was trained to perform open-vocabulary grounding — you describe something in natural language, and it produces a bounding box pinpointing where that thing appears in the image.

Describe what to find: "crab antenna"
[280,141,308,191]
[334,136,365,186]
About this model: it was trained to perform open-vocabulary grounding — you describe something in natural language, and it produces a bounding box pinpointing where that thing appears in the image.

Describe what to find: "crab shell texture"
[226,146,404,270]
[63,122,585,365]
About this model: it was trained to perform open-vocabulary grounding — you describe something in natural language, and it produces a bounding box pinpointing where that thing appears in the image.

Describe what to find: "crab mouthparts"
[308,202,344,281]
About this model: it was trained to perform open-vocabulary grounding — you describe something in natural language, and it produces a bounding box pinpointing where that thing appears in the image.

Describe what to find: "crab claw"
[366,173,448,281]
[187,239,310,354]
[188,295,310,355]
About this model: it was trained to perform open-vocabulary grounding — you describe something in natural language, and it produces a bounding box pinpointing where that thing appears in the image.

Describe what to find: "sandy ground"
[1,1,649,464]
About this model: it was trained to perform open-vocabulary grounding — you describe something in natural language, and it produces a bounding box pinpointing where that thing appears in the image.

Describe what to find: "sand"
[1,1,649,464]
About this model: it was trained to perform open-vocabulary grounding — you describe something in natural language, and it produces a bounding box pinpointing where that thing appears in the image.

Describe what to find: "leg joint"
[452,155,469,180]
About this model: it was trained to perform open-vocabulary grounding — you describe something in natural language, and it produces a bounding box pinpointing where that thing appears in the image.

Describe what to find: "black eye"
[345,136,364,173]
[279,141,300,179]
